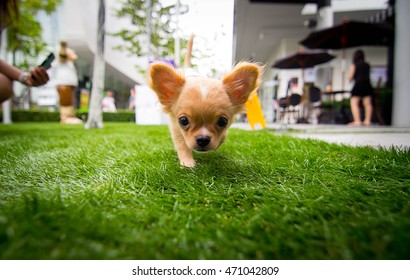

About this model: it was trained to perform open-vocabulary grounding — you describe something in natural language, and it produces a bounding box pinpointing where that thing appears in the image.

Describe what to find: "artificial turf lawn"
[0,123,409,259]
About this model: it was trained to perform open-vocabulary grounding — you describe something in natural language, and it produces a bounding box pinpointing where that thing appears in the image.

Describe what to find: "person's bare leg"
[362,96,373,125]
[349,96,362,125]
[0,73,13,103]
[57,85,82,124]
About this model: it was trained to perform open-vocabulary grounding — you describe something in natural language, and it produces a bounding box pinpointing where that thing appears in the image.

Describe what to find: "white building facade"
[32,0,146,108]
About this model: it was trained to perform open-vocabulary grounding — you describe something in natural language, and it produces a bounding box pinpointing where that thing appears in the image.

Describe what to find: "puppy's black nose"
[196,135,211,147]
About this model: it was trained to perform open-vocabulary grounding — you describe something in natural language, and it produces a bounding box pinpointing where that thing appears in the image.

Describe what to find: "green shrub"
[0,110,135,123]
[5,110,60,122]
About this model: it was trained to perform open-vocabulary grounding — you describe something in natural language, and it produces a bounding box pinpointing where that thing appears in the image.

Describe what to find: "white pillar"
[316,2,333,29]
[1,29,12,124]
[392,0,410,127]
[145,0,151,63]
[315,0,333,91]
[174,0,180,67]
[2,100,12,124]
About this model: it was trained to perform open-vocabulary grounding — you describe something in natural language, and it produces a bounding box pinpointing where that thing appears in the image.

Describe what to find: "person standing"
[348,49,374,126]
[128,86,136,111]
[102,89,117,112]
[53,41,82,124]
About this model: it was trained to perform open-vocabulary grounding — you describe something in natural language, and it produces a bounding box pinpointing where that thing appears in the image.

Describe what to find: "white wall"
[63,0,145,84]
[104,0,146,84]
[63,0,97,52]
[392,0,410,126]
[264,37,305,99]
[260,37,302,120]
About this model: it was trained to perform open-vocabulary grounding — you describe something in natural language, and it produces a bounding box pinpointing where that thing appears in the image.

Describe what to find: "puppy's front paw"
[180,157,196,168]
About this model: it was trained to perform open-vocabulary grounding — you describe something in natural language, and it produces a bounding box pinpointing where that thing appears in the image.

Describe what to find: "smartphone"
[39,53,55,70]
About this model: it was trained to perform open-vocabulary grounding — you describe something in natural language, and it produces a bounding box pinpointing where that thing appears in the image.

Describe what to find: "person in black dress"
[348,49,373,126]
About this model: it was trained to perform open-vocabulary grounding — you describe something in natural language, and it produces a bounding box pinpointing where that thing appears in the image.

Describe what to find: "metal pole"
[174,0,180,67]
[316,0,336,123]
[1,30,12,124]
[146,0,151,64]
[315,0,333,91]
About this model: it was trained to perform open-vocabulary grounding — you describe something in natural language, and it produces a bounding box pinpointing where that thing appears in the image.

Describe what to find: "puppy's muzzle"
[195,135,211,151]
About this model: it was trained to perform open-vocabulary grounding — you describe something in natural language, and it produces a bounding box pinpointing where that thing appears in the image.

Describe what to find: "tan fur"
[149,62,262,167]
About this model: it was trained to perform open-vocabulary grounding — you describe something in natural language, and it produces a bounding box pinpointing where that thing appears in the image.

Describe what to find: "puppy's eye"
[179,116,190,127]
[216,116,228,128]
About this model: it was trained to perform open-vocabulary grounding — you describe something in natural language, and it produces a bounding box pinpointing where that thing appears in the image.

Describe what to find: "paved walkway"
[232,123,410,149]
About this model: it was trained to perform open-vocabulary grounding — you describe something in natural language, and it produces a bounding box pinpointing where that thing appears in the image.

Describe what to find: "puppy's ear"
[222,62,261,108]
[149,62,186,111]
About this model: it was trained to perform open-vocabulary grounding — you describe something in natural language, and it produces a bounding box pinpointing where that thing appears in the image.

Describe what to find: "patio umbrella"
[299,20,393,92]
[273,51,336,69]
[299,20,393,50]
[273,51,336,92]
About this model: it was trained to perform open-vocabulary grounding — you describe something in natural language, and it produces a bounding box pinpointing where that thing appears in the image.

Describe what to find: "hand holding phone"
[27,67,49,86]
[39,53,55,70]
[28,53,54,84]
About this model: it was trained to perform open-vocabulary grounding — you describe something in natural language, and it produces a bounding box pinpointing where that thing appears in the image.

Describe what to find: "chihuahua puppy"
[149,62,261,168]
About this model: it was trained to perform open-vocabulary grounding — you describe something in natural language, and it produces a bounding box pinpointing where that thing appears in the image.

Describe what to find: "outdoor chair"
[276,97,288,124]
[286,93,302,123]
[308,86,322,124]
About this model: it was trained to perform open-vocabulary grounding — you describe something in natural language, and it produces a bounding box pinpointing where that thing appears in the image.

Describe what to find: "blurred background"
[1,0,407,127]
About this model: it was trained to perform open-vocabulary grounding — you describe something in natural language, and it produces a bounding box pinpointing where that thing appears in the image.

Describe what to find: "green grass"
[0,123,409,260]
